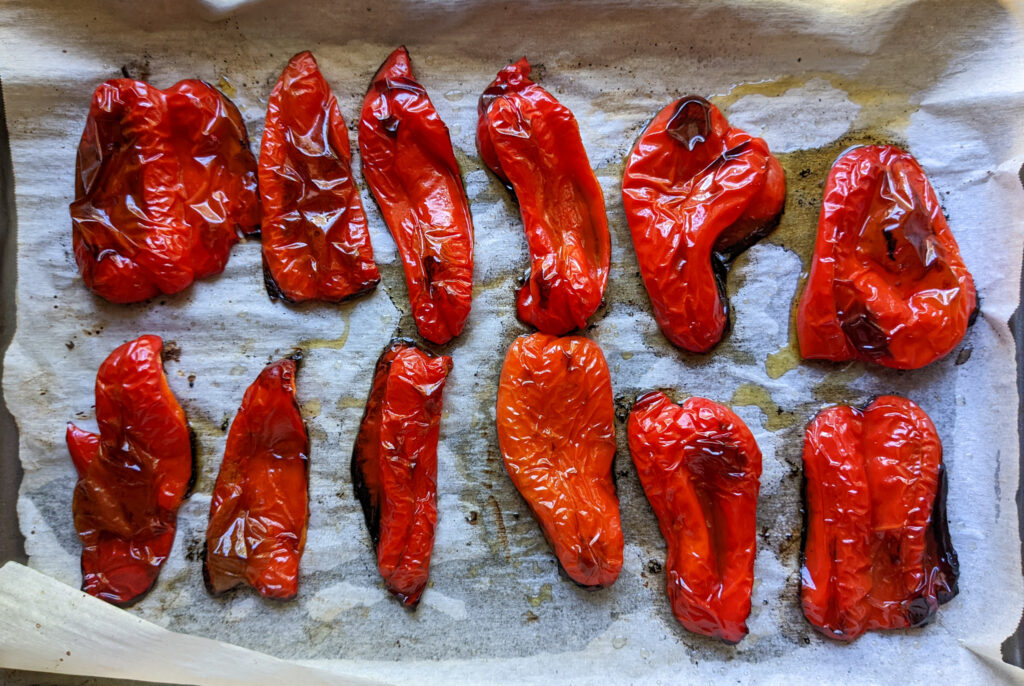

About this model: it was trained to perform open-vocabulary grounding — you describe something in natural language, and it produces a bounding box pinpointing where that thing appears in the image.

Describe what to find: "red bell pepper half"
[204,356,309,599]
[797,145,977,369]
[359,47,474,344]
[622,96,786,353]
[477,58,610,335]
[801,395,958,641]
[352,340,453,607]
[260,51,381,303]
[627,392,762,643]
[496,333,623,588]
[71,79,260,303]
[66,335,194,605]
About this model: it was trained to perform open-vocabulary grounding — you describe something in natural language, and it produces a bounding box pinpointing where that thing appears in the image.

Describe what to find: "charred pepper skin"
[260,51,381,303]
[797,145,977,369]
[622,96,786,353]
[476,58,611,335]
[71,79,260,303]
[496,333,624,588]
[359,47,474,344]
[352,340,453,607]
[801,396,958,641]
[204,356,309,600]
[66,335,194,606]
[627,392,762,644]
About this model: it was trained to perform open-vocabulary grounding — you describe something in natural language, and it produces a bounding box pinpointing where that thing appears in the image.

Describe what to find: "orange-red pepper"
[352,340,453,607]
[797,145,976,369]
[66,335,194,605]
[801,395,958,641]
[204,356,309,599]
[260,51,380,302]
[359,47,474,344]
[71,79,259,303]
[627,392,762,643]
[622,96,786,353]
[496,333,623,588]
[477,58,610,335]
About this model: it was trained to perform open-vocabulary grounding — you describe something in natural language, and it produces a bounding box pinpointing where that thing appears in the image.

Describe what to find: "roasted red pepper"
[71,79,259,303]
[622,96,786,353]
[204,356,309,599]
[352,340,453,607]
[627,392,762,643]
[496,333,623,588]
[359,47,474,344]
[477,59,610,335]
[66,335,194,605]
[260,51,380,302]
[797,145,977,369]
[801,395,958,641]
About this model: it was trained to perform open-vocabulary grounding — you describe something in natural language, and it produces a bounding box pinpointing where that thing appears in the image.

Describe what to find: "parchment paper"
[2,0,1024,683]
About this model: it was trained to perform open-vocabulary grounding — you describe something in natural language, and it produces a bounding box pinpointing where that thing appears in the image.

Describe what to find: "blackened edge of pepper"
[930,463,960,605]
[351,338,424,550]
[261,255,380,304]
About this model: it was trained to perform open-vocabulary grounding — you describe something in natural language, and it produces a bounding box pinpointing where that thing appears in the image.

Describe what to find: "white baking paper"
[1,0,1023,683]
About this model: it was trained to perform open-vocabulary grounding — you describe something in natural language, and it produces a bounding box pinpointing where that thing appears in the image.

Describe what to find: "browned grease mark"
[487,494,511,563]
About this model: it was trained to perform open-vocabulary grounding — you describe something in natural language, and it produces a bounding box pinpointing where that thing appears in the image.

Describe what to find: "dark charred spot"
[423,254,443,295]
[834,281,890,359]
[161,340,181,363]
[646,559,663,574]
[666,96,711,151]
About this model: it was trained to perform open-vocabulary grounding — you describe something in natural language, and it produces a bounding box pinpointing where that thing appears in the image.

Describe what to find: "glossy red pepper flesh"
[204,356,309,599]
[66,335,194,605]
[260,51,380,302]
[71,79,259,303]
[627,392,762,643]
[352,340,453,607]
[622,96,786,352]
[801,395,958,641]
[797,145,977,369]
[477,58,610,335]
[496,333,623,588]
[359,47,474,344]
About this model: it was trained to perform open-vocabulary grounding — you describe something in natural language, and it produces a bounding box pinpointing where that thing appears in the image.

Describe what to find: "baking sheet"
[2,0,1024,683]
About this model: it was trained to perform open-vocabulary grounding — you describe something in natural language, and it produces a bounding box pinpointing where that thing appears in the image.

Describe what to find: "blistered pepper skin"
[476,59,610,335]
[622,97,785,353]
[67,335,194,606]
[204,357,309,600]
[71,79,260,303]
[797,145,977,369]
[801,396,958,641]
[359,47,474,344]
[627,392,762,644]
[352,340,453,607]
[496,333,624,588]
[261,51,381,303]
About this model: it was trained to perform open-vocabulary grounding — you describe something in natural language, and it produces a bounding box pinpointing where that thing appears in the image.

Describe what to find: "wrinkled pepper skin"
[66,335,194,605]
[627,392,762,643]
[204,356,309,599]
[260,51,380,303]
[622,96,786,353]
[352,340,453,607]
[359,47,474,344]
[477,58,610,335]
[797,145,977,369]
[801,395,958,641]
[496,333,623,588]
[71,79,260,303]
